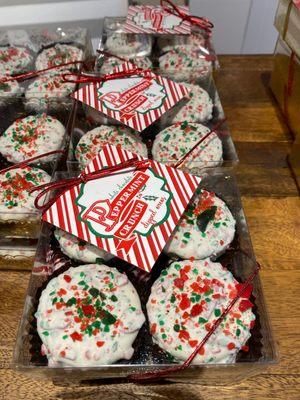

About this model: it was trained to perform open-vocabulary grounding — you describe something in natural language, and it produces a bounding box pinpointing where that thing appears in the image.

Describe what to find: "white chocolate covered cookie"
[164,190,236,259]
[147,259,255,364]
[36,264,145,366]
[55,228,113,263]
[159,47,211,82]
[99,55,152,75]
[75,125,148,167]
[158,33,206,54]
[0,166,51,221]
[0,46,32,75]
[152,122,222,170]
[168,83,213,124]
[0,114,65,164]
[105,33,151,57]
[35,44,83,70]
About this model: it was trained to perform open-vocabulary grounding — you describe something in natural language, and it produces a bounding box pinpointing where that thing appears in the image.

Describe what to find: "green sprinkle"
[89,287,100,298]
[110,295,118,302]
[214,309,221,317]
[170,294,176,303]
[174,324,180,332]
[198,317,208,324]
[62,335,68,339]
[159,320,164,326]
[42,331,49,336]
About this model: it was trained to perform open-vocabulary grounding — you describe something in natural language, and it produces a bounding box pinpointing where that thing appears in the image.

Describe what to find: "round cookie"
[36,264,145,366]
[35,44,83,70]
[0,46,32,75]
[55,228,113,263]
[105,33,151,57]
[169,83,213,124]
[164,190,235,260]
[159,47,211,82]
[147,259,255,364]
[99,55,152,75]
[152,122,222,170]
[25,71,75,111]
[75,125,148,167]
[0,166,51,221]
[165,190,235,259]
[0,78,22,106]
[0,114,65,164]
[158,33,206,54]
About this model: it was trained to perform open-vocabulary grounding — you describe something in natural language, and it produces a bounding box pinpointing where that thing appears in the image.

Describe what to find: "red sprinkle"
[178,330,190,340]
[82,304,95,316]
[70,331,83,342]
[190,304,203,317]
[227,342,236,350]
[179,293,190,310]
[63,275,72,283]
[57,288,67,297]
[241,345,249,352]
[238,299,253,312]
[174,278,185,289]
[150,323,157,334]
[189,340,198,348]
[236,283,253,299]
[97,341,105,347]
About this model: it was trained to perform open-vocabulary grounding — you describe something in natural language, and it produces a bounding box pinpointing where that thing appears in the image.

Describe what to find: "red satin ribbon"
[160,0,214,35]
[62,67,153,85]
[0,150,65,174]
[29,157,150,211]
[174,118,227,168]
[129,262,261,382]
[0,61,85,83]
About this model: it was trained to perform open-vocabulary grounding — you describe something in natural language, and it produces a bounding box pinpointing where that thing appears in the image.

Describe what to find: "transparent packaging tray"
[0,25,94,104]
[97,16,218,82]
[0,97,75,238]
[13,169,277,385]
[0,238,37,270]
[67,75,238,174]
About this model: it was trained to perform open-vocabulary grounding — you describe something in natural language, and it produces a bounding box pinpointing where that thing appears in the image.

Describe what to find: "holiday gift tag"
[124,5,191,34]
[42,144,201,272]
[72,62,190,132]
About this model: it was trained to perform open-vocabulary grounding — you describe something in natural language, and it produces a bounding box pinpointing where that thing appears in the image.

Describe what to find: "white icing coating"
[55,228,113,263]
[105,33,151,57]
[152,122,222,170]
[99,56,152,75]
[168,83,213,124]
[0,46,32,75]
[35,44,83,70]
[36,264,145,366]
[0,166,51,221]
[159,47,211,82]
[158,33,206,53]
[0,114,65,164]
[0,77,22,98]
[147,259,255,364]
[165,190,236,259]
[75,125,148,167]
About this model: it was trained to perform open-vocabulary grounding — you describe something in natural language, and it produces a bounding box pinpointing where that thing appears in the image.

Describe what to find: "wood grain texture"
[0,56,299,399]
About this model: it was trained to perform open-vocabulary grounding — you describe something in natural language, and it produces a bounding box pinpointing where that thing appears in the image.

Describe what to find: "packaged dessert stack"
[271,0,300,187]
[0,26,93,268]
[12,1,277,386]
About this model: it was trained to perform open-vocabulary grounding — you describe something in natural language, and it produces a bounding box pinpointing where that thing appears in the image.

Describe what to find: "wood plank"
[242,197,300,270]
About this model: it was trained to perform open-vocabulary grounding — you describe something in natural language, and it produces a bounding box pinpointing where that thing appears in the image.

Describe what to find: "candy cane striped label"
[72,62,190,132]
[42,144,201,272]
[124,5,191,34]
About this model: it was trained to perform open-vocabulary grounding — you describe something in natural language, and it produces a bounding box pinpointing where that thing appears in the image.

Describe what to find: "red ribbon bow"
[160,0,214,35]
[29,156,150,212]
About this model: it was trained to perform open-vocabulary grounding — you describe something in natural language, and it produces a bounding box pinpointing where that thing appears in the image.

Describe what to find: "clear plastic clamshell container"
[96,15,218,82]
[0,238,37,270]
[13,170,277,385]
[0,97,74,238]
[67,75,238,174]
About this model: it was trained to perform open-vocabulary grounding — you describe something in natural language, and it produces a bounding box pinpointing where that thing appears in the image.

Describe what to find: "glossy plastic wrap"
[67,75,237,174]
[12,170,277,385]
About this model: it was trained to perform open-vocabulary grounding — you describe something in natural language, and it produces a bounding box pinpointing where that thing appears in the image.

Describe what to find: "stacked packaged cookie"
[0,26,93,268]
[13,2,276,386]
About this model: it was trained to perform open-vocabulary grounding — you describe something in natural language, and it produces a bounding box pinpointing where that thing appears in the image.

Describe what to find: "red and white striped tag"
[124,5,191,34]
[72,62,190,132]
[42,144,201,272]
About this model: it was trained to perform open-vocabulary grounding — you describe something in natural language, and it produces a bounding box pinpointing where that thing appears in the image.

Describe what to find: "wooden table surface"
[0,55,299,399]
